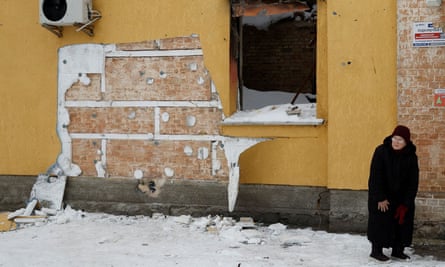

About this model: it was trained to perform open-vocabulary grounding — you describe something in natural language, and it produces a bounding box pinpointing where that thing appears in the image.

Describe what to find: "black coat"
[367,136,419,248]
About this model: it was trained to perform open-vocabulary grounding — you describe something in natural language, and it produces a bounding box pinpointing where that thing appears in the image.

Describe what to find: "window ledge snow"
[221,103,324,126]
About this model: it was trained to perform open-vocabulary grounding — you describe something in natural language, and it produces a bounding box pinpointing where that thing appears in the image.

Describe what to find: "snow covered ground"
[0,207,444,267]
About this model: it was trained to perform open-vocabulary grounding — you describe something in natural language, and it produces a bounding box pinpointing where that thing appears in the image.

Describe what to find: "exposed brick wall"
[104,56,211,101]
[159,107,222,135]
[242,19,316,93]
[398,1,445,224]
[71,139,101,176]
[65,74,102,101]
[105,140,217,179]
[68,107,155,134]
[62,36,228,181]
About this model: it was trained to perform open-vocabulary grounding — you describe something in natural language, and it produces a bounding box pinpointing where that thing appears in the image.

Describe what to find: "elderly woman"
[367,125,419,261]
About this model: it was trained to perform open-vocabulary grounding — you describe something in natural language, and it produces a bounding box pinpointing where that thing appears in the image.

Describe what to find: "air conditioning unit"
[39,0,92,26]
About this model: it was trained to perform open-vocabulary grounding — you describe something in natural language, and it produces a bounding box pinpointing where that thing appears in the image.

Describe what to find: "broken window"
[230,0,317,111]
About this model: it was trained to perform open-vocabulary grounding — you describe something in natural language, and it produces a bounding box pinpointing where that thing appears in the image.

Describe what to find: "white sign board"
[413,22,445,47]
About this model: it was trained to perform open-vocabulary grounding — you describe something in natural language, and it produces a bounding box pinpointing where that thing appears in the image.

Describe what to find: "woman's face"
[391,135,407,150]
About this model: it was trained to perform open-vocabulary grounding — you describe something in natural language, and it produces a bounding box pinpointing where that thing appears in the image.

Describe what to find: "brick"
[160,107,223,135]
[398,0,445,201]
[106,140,225,180]
[65,74,102,101]
[67,107,154,134]
[72,139,102,176]
[104,56,211,101]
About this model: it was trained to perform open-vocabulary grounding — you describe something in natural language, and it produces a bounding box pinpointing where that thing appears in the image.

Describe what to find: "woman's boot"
[370,244,390,261]
[391,246,410,260]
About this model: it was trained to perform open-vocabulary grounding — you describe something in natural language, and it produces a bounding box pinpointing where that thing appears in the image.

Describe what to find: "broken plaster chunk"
[173,215,192,225]
[14,216,47,224]
[7,208,26,220]
[268,223,287,235]
[41,208,58,216]
[238,217,256,229]
[164,167,174,177]
[152,213,165,220]
[23,199,38,216]
[34,210,47,216]
[206,225,218,234]
[57,155,81,176]
[286,105,301,115]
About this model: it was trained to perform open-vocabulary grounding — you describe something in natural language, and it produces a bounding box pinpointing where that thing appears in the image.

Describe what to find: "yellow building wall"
[0,0,397,191]
[0,0,230,175]
[325,0,398,189]
[225,0,397,190]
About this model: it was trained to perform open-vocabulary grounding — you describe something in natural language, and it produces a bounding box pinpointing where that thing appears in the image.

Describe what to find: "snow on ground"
[0,207,443,267]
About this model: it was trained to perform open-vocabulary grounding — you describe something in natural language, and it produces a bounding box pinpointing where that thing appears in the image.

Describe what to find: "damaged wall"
[0,0,230,175]
[242,20,315,92]
[58,36,229,182]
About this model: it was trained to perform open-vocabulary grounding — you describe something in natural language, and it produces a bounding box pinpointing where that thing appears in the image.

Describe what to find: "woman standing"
[367,125,419,261]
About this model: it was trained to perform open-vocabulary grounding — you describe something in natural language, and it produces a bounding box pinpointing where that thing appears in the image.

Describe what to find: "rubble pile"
[1,174,66,231]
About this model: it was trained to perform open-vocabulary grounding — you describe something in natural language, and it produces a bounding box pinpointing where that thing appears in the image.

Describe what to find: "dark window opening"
[230,0,317,111]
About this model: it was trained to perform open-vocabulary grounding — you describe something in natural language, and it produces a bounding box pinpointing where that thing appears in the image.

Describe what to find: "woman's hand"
[378,200,390,212]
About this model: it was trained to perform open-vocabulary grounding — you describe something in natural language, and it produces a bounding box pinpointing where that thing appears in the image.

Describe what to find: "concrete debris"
[30,174,67,210]
[174,215,245,235]
[286,105,302,115]
[173,215,192,225]
[238,217,257,229]
[23,199,38,216]
[151,213,166,220]
[7,208,26,220]
[41,207,58,216]
[7,199,54,228]
[206,225,219,234]
[268,223,287,235]
[14,216,47,224]
[3,174,67,230]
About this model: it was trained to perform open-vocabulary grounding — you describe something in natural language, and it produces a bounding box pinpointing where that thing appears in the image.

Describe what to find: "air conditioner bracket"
[42,23,63,38]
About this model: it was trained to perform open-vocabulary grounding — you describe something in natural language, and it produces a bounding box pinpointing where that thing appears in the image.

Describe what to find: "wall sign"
[434,89,445,107]
[413,22,445,47]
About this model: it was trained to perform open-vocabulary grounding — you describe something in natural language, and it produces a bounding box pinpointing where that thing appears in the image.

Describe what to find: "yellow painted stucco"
[325,0,398,189]
[0,0,397,190]
[225,0,398,190]
[0,0,230,175]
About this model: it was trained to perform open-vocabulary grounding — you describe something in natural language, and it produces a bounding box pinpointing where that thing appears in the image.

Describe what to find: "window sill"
[221,103,324,126]
[220,104,325,138]
[221,120,324,126]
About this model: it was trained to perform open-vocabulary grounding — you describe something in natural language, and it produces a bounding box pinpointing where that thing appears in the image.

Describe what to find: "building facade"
[0,0,444,237]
